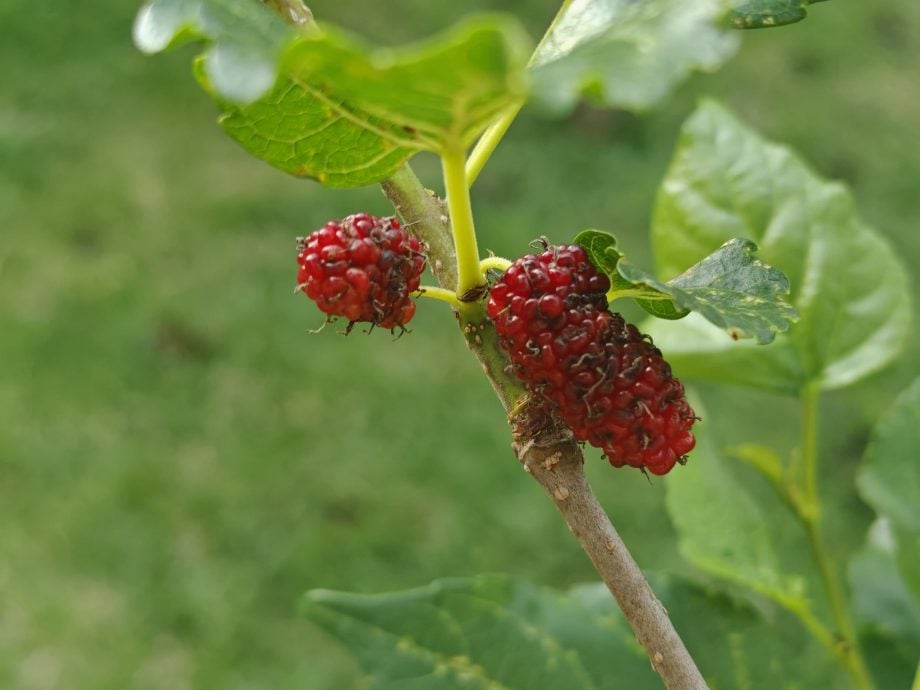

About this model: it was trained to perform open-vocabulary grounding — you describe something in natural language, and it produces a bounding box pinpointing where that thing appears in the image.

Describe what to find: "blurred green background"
[1,1,917,688]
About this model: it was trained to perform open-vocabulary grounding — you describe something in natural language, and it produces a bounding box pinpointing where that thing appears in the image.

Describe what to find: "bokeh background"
[1,1,918,688]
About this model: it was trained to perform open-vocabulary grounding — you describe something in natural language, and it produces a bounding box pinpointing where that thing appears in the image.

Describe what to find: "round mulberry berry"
[487,244,696,475]
[296,213,426,331]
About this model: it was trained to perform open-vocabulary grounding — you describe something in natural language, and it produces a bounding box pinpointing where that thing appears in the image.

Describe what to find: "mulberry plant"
[135,1,917,689]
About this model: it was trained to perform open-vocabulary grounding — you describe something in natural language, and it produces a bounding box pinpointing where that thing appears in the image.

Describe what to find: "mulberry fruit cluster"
[487,244,696,475]
[296,213,426,331]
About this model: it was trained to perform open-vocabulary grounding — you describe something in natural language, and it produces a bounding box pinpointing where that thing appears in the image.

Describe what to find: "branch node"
[543,452,563,472]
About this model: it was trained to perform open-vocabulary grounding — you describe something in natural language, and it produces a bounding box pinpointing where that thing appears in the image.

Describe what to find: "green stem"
[381,166,457,291]
[798,384,876,690]
[465,103,524,187]
[413,285,463,309]
[775,594,841,656]
[480,256,513,273]
[441,149,484,299]
[801,382,821,513]
[465,0,575,187]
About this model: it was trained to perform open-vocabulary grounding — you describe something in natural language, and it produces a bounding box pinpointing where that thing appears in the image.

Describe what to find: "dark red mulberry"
[296,213,426,331]
[487,244,696,475]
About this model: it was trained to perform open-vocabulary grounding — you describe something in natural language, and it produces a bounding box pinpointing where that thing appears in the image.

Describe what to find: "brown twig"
[514,418,707,689]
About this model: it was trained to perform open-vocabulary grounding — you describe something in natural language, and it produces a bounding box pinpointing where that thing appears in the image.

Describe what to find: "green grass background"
[1,1,918,688]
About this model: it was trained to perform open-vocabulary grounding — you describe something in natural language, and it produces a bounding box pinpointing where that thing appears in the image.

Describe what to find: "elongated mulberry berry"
[296,213,426,331]
[487,244,696,475]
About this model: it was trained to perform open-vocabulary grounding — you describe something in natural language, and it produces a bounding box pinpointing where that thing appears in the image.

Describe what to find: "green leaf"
[304,573,843,689]
[644,101,912,393]
[857,378,920,600]
[136,4,531,187]
[530,0,739,113]
[274,18,531,154]
[726,443,784,485]
[619,238,798,344]
[849,520,920,689]
[134,0,294,103]
[303,574,656,690]
[571,229,630,289]
[728,0,829,29]
[849,520,920,647]
[625,576,844,688]
[574,231,797,342]
[666,427,810,607]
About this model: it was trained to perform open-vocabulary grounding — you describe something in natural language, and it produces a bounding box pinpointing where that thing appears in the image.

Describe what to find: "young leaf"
[571,229,630,288]
[530,0,739,113]
[574,230,797,342]
[644,101,912,394]
[619,238,798,344]
[134,0,295,103]
[136,3,531,187]
[857,378,920,601]
[729,0,830,29]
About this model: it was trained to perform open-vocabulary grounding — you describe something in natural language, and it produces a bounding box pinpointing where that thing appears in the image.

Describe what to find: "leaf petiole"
[441,149,485,299]
[465,0,576,186]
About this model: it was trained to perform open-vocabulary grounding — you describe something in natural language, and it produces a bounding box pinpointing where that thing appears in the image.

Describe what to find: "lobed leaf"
[303,573,842,689]
[530,0,739,113]
[644,101,912,394]
[136,2,531,187]
[728,0,830,29]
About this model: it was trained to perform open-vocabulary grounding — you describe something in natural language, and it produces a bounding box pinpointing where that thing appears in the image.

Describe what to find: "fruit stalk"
[381,162,708,690]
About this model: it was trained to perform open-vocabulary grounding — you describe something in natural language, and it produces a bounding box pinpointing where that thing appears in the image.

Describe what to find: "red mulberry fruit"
[487,244,696,475]
[296,213,426,331]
